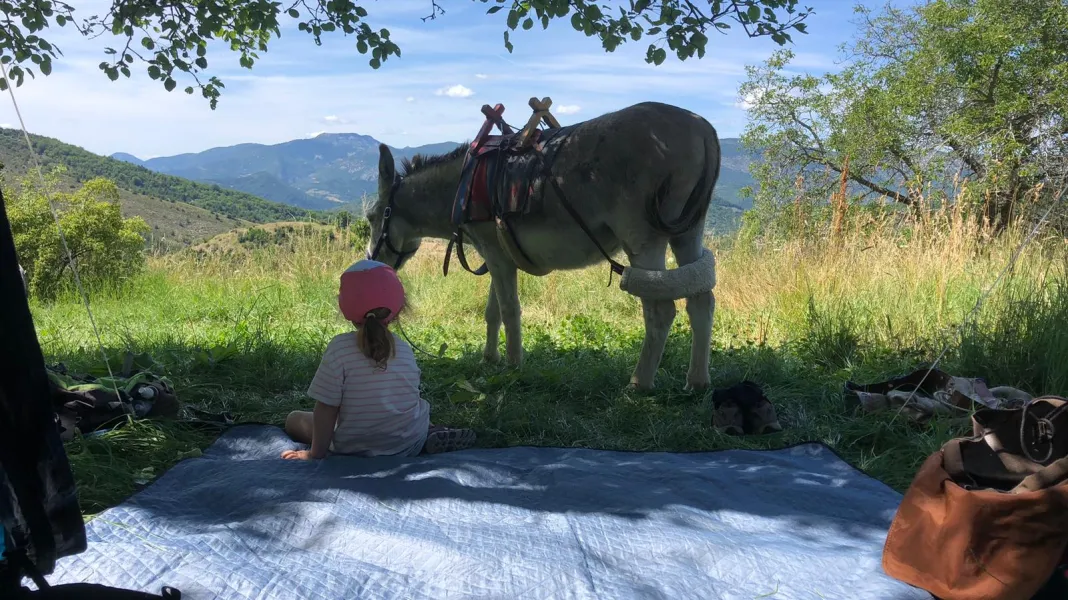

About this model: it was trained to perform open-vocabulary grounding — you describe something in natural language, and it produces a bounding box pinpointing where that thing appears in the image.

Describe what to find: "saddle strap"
[547,175,626,275]
[442,230,488,277]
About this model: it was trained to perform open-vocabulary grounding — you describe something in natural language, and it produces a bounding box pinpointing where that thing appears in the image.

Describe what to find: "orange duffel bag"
[882,396,1068,600]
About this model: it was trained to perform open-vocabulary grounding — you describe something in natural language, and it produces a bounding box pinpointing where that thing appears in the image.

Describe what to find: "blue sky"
[0,1,879,158]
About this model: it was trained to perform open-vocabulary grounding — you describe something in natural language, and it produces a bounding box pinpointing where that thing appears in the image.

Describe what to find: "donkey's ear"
[378,144,395,183]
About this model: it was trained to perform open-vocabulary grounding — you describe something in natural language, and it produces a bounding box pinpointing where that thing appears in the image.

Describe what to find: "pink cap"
[338,260,406,325]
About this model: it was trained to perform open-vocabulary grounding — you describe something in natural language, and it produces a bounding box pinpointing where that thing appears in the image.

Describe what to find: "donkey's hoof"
[684,378,711,393]
[626,379,655,395]
[505,350,524,368]
[482,349,501,364]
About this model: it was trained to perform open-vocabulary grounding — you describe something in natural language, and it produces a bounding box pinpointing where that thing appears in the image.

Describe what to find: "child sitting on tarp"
[281,259,476,460]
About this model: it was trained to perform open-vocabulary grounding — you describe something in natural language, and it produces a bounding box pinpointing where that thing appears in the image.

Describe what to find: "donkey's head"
[364,144,422,270]
[365,142,469,270]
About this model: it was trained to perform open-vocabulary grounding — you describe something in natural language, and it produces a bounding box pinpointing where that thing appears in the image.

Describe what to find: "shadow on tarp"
[44,427,934,600]
[124,424,903,545]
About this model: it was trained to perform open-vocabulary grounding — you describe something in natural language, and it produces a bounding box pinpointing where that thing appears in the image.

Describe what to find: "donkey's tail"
[644,132,721,237]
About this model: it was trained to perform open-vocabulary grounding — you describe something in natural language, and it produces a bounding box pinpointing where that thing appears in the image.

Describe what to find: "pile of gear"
[46,360,179,442]
[844,367,1034,423]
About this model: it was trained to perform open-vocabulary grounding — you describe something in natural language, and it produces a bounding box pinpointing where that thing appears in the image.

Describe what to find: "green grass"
[28,213,1068,517]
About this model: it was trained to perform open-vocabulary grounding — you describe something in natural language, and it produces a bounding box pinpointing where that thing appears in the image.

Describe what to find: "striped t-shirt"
[306,331,430,457]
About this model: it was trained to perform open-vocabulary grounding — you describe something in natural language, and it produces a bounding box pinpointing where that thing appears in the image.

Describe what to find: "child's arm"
[307,401,341,459]
[283,344,344,460]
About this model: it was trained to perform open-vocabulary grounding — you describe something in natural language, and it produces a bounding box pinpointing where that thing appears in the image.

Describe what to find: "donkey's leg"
[491,264,524,367]
[483,284,502,363]
[628,240,676,390]
[670,232,715,392]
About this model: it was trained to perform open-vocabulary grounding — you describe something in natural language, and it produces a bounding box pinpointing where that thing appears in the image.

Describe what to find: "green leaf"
[196,57,207,69]
[287,9,299,18]
[522,17,534,30]
[571,12,584,31]
[164,78,176,91]
[369,57,381,69]
[355,6,368,17]
[141,37,155,50]
[40,60,51,76]
[507,10,520,29]
[747,4,760,23]
[652,47,667,65]
[487,5,503,14]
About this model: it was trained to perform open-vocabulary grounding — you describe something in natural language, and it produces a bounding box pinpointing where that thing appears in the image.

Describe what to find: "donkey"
[365,101,721,391]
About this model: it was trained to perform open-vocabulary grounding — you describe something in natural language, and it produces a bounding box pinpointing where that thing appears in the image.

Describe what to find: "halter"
[367,174,417,268]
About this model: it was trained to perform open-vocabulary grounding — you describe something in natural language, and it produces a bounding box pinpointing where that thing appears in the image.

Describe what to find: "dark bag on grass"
[882,396,1068,600]
[46,367,179,441]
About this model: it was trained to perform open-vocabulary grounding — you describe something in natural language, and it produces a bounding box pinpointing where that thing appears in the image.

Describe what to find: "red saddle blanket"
[451,126,572,228]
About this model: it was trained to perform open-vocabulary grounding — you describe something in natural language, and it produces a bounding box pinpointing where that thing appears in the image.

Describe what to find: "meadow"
[29,205,1068,517]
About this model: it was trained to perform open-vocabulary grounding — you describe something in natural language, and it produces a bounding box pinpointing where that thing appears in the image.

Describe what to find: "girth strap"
[546,174,626,276]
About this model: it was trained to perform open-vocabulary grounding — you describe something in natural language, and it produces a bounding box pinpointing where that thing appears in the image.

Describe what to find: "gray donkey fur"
[365,101,721,391]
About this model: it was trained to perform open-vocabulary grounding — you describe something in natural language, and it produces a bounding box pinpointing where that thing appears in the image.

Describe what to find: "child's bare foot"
[423,426,476,454]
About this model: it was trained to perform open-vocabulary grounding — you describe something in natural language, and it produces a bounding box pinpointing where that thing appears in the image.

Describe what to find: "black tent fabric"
[0,188,182,598]
[0,184,86,581]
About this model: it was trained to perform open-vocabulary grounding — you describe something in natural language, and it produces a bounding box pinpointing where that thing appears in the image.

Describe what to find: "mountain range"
[0,125,757,253]
[111,133,759,213]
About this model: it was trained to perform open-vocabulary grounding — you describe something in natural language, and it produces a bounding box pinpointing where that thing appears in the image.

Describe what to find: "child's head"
[337,260,406,365]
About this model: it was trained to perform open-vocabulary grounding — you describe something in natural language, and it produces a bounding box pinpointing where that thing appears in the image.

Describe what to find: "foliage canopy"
[739,0,1068,232]
[0,1,809,108]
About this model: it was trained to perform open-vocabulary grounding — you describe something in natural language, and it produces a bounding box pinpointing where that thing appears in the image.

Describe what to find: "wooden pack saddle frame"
[442,97,626,280]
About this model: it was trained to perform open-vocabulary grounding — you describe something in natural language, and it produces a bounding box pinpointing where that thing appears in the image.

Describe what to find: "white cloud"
[306,131,325,138]
[734,89,764,110]
[556,104,581,115]
[435,84,475,98]
[405,96,415,102]
[475,73,488,79]
[323,115,341,122]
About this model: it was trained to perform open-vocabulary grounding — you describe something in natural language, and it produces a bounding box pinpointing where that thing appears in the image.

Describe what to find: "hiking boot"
[423,427,477,454]
[712,380,783,435]
[712,400,745,435]
[743,395,783,435]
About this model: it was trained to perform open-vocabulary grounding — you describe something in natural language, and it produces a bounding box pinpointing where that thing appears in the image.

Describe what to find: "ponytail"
[357,307,396,368]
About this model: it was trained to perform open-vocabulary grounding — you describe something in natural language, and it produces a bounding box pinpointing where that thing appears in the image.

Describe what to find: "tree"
[740,0,1068,232]
[0,1,810,108]
[7,171,150,301]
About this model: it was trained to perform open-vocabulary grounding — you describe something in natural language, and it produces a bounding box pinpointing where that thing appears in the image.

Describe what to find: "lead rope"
[0,61,125,412]
[394,318,446,359]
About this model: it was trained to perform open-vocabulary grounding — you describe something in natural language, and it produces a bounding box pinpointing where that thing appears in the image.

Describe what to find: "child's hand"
[281,449,320,460]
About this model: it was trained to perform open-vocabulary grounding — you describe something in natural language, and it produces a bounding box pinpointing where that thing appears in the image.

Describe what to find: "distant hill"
[0,128,328,250]
[119,131,759,233]
[110,152,145,167]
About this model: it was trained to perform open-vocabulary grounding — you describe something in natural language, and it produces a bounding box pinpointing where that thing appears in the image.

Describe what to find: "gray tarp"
[39,425,930,599]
